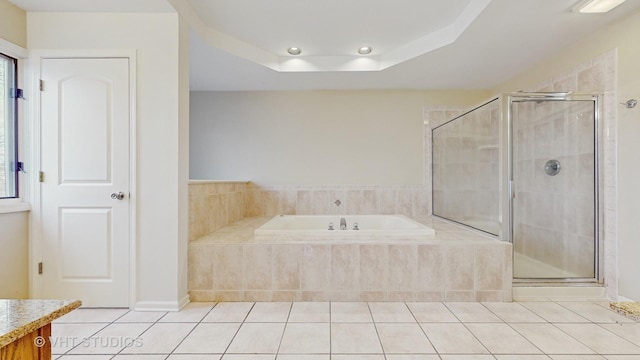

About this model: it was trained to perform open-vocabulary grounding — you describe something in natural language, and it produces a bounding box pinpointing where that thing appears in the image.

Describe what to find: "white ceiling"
[10,0,640,91]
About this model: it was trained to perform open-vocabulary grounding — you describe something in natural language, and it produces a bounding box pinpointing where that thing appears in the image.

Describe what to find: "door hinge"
[39,79,44,91]
[38,262,43,275]
[10,88,24,99]
[39,171,44,183]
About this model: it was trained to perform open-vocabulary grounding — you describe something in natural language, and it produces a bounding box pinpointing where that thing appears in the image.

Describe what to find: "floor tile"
[49,300,640,360]
[167,355,222,360]
[555,323,640,354]
[439,356,496,360]
[120,322,196,354]
[331,323,383,353]
[51,323,109,354]
[245,302,291,322]
[482,302,545,323]
[173,323,241,353]
[202,302,254,322]
[376,323,435,353]
[407,302,459,322]
[549,356,606,359]
[466,323,541,354]
[600,323,640,347]
[368,302,415,322]
[520,302,590,323]
[53,308,129,323]
[160,302,215,322]
[331,302,373,322]
[420,323,489,354]
[115,311,167,323]
[279,323,330,353]
[445,303,502,322]
[221,356,275,360]
[510,323,595,354]
[494,356,551,360]
[67,323,150,355]
[226,323,285,353]
[288,302,330,322]
[556,302,634,323]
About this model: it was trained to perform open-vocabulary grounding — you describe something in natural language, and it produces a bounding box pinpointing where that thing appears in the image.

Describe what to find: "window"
[0,52,18,199]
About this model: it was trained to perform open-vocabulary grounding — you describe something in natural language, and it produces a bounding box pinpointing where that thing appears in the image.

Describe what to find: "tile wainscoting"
[189,181,430,241]
[189,217,512,302]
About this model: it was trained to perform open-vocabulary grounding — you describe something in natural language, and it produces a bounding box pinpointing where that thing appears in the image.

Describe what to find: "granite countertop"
[0,299,82,348]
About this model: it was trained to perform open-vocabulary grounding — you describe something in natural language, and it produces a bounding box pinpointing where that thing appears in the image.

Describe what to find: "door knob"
[111,192,125,200]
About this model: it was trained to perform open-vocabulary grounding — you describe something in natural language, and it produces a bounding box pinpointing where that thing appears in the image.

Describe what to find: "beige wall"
[0,0,26,48]
[0,0,27,299]
[29,12,190,310]
[495,9,640,300]
[190,90,491,185]
[0,211,29,298]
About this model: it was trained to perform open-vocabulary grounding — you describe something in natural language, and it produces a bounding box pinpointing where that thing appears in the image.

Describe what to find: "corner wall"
[28,12,189,309]
[0,0,28,299]
[0,211,28,298]
[0,0,26,48]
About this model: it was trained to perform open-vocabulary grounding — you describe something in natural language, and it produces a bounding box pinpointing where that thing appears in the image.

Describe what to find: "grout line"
[220,301,256,357]
[274,302,294,356]
[405,301,441,357]
[165,303,219,355]
[366,302,388,360]
[329,301,332,356]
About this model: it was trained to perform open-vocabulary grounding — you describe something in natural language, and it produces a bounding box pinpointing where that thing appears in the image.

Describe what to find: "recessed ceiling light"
[572,0,626,13]
[287,47,301,55]
[358,46,373,55]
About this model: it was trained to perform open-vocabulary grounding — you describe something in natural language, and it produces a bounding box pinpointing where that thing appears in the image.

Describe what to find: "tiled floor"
[51,301,640,360]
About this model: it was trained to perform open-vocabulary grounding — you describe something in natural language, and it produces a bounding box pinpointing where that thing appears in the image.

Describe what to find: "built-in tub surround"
[188,216,512,302]
[189,180,248,241]
[188,181,431,241]
[244,183,430,218]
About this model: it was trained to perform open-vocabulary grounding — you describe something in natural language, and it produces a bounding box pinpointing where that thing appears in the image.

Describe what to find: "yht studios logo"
[34,336,143,348]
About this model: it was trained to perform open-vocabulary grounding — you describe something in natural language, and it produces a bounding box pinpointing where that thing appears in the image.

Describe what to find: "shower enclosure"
[432,93,601,282]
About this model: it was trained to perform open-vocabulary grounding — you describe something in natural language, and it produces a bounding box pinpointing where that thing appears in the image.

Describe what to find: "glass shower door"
[511,96,597,280]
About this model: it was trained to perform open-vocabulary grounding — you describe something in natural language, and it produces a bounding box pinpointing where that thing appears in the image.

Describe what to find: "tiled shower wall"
[431,99,501,235]
[512,100,596,277]
[527,50,617,296]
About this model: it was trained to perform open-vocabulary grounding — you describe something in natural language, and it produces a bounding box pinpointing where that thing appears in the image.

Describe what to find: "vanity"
[0,299,81,359]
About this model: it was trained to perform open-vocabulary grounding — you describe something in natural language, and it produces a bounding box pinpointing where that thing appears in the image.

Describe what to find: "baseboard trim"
[513,285,608,301]
[134,294,190,312]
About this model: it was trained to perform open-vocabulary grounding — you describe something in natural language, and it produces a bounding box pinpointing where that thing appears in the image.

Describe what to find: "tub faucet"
[340,217,347,230]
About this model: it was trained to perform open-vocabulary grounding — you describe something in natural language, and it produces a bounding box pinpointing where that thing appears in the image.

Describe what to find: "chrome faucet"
[340,217,347,230]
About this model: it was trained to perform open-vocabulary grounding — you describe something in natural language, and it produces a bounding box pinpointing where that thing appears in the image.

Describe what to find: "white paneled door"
[40,58,130,307]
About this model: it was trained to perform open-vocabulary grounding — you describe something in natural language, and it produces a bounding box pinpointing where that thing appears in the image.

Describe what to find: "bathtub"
[254,214,435,237]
